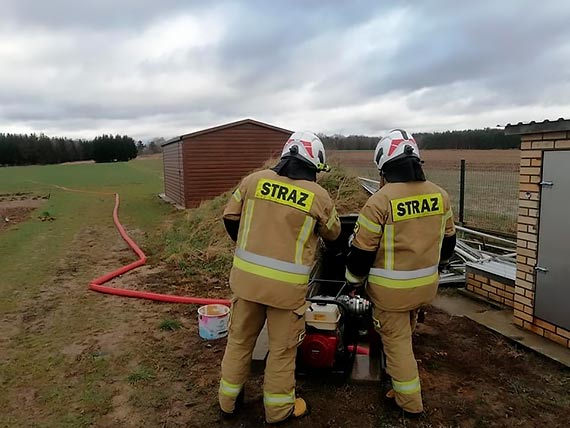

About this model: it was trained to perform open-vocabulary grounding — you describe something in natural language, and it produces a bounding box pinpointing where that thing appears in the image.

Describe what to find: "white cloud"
[0,0,569,140]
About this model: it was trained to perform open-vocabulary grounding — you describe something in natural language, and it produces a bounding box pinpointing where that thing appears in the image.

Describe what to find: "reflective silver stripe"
[383,225,394,269]
[232,188,242,202]
[264,390,296,406]
[220,378,243,398]
[345,268,365,283]
[235,248,311,275]
[369,264,438,280]
[238,199,255,249]
[295,216,314,264]
[392,377,421,395]
[357,214,382,234]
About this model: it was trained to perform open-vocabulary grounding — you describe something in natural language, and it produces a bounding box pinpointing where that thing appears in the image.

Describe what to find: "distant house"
[161,119,292,208]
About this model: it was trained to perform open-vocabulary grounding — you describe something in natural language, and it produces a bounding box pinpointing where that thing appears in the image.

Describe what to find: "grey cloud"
[364,2,570,97]
[1,0,569,138]
[1,0,204,30]
[215,1,392,90]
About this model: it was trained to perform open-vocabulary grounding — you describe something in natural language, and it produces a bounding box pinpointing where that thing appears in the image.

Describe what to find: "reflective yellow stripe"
[264,390,295,406]
[438,211,447,254]
[392,376,421,395]
[219,378,243,398]
[233,255,310,284]
[295,216,314,264]
[232,188,242,202]
[357,214,382,234]
[383,225,394,270]
[368,271,438,289]
[238,199,255,249]
[345,268,365,283]
[326,207,338,229]
[445,209,453,220]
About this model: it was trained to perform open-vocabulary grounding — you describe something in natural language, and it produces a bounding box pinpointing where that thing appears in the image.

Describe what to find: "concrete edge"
[158,193,185,210]
[433,293,570,368]
[462,313,570,368]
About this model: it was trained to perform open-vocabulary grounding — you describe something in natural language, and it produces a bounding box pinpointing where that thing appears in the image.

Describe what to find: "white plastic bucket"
[198,304,230,340]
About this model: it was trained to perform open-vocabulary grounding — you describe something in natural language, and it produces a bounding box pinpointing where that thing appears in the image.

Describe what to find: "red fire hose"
[348,345,370,356]
[88,193,231,306]
[88,193,370,356]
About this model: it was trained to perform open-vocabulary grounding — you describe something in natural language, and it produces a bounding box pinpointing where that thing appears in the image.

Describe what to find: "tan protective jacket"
[351,180,455,311]
[224,169,341,310]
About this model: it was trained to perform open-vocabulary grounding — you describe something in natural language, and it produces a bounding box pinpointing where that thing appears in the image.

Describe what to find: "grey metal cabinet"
[534,151,570,330]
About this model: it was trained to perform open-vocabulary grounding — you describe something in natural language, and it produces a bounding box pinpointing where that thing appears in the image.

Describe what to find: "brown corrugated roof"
[505,118,570,135]
[162,118,293,146]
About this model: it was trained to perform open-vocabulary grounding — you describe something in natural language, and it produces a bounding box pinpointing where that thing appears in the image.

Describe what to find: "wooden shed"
[161,119,292,208]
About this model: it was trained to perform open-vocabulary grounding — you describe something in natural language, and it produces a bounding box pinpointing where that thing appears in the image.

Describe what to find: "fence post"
[459,159,465,225]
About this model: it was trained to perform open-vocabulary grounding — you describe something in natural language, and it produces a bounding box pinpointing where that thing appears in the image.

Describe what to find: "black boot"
[220,389,245,419]
[385,389,424,419]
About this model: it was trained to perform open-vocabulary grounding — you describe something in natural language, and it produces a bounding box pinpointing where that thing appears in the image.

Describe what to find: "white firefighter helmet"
[281,131,330,172]
[374,128,420,172]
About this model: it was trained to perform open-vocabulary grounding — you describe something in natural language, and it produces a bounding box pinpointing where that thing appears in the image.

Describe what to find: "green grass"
[128,366,156,384]
[159,318,182,331]
[0,157,173,428]
[0,158,170,290]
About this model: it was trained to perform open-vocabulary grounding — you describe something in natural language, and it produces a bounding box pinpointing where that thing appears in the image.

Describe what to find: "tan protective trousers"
[219,297,306,423]
[373,307,423,413]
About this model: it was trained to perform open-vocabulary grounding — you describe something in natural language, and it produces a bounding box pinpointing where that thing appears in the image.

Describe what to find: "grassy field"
[331,150,520,234]
[1,156,569,428]
[0,157,176,427]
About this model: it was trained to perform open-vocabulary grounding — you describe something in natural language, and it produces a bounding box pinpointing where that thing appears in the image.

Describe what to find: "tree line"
[415,128,519,150]
[0,133,140,166]
[1,127,518,166]
[319,128,519,150]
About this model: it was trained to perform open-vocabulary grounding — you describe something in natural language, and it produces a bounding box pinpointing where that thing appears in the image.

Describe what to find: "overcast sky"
[1,0,569,140]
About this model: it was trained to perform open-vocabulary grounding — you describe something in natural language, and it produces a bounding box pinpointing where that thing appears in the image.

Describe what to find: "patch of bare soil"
[0,192,49,231]
[6,221,568,428]
[127,268,570,428]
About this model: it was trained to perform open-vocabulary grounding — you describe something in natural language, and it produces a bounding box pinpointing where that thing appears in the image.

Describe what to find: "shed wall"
[162,142,185,207]
[182,122,290,207]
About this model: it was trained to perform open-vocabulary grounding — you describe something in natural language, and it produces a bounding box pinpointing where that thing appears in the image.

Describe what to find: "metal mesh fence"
[340,154,519,236]
[422,166,460,221]
[463,168,519,234]
[418,162,519,235]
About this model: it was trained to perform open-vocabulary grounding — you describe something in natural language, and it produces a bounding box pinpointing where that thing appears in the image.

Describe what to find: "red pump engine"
[298,331,339,369]
[296,293,371,376]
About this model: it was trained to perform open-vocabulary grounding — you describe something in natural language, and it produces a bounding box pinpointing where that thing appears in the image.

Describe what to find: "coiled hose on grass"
[88,193,231,306]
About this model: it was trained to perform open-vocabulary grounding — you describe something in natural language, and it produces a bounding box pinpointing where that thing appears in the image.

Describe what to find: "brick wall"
[516,131,570,348]
[466,270,515,308]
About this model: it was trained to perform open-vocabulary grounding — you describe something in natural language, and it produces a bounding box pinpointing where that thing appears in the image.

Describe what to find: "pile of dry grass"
[317,161,370,213]
[160,161,369,285]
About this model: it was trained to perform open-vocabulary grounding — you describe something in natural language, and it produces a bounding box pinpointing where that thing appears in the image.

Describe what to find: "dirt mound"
[153,162,369,294]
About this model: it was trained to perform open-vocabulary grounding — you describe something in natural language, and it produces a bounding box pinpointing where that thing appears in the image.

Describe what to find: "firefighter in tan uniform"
[218,131,341,424]
[346,129,456,417]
